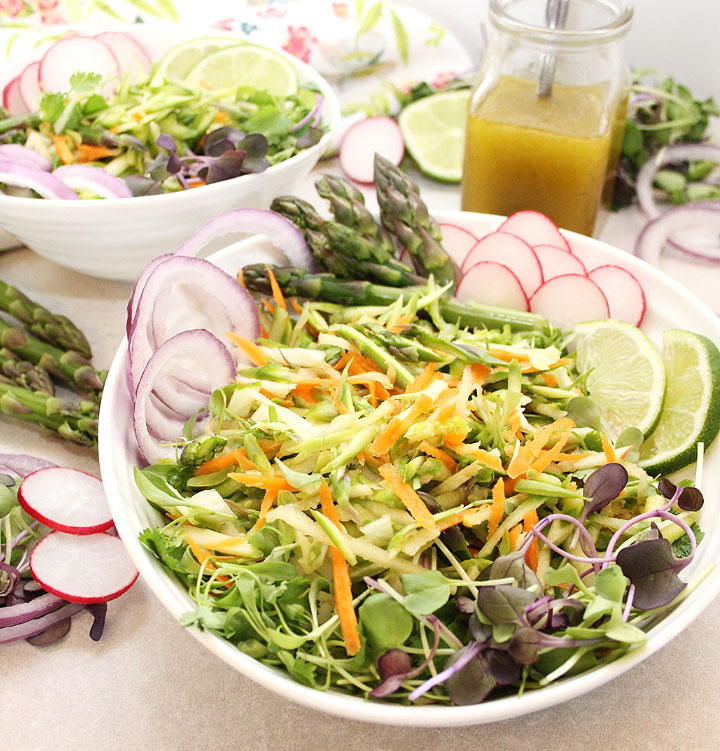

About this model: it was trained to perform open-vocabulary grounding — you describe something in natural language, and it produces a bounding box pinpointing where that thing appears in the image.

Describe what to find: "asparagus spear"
[0,348,54,395]
[0,382,98,446]
[373,154,456,288]
[241,264,550,333]
[0,281,92,359]
[0,319,105,394]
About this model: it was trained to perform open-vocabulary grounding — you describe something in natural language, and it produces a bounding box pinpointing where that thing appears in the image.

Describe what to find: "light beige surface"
[3,166,719,750]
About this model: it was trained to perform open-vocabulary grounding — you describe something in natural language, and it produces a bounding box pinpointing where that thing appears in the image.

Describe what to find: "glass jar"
[460,0,633,236]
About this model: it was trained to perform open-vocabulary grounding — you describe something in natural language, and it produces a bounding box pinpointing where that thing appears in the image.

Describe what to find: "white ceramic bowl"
[0,25,340,281]
[99,212,720,726]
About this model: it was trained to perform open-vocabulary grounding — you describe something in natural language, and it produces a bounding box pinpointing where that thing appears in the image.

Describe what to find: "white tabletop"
[3,163,720,751]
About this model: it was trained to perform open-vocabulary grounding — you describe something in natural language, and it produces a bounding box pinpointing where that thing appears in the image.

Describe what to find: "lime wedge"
[154,37,243,84]
[574,319,666,441]
[184,43,298,97]
[638,329,720,475]
[398,90,471,182]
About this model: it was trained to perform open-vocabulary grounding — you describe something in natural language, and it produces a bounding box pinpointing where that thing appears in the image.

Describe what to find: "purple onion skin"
[0,602,83,645]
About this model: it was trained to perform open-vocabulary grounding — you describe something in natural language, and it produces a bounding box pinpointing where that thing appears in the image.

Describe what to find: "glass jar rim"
[488,0,633,45]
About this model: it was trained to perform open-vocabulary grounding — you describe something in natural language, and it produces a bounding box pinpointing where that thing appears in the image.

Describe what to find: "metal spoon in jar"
[537,0,571,98]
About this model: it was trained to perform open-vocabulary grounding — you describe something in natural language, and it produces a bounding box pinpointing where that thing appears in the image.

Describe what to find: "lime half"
[184,43,298,97]
[398,89,471,182]
[639,329,720,475]
[154,37,244,84]
[574,319,666,441]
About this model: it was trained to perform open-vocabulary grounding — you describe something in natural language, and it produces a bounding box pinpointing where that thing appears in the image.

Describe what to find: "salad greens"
[135,281,706,705]
[0,69,325,196]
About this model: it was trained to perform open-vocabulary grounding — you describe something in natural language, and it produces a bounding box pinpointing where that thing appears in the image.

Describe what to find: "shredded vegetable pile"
[135,278,706,706]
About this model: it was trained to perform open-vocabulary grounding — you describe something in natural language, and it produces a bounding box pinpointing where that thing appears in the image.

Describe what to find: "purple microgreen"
[658,478,678,499]
[615,536,687,609]
[476,584,536,626]
[122,174,164,197]
[236,133,270,173]
[507,626,540,665]
[409,641,483,702]
[487,548,542,590]
[295,126,324,150]
[203,126,246,157]
[156,133,181,174]
[86,602,107,641]
[456,595,474,614]
[582,463,629,518]
[677,486,704,512]
[468,611,491,642]
[204,150,248,184]
[485,648,523,686]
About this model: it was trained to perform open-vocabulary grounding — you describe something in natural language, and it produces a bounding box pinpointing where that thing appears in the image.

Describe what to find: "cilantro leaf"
[69,72,102,94]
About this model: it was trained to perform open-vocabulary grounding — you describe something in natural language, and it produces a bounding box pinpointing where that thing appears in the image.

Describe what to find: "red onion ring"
[0,144,52,172]
[126,254,173,338]
[52,165,133,199]
[0,159,79,200]
[635,203,720,265]
[133,329,236,465]
[291,92,323,132]
[127,255,259,394]
[0,454,58,478]
[174,208,313,270]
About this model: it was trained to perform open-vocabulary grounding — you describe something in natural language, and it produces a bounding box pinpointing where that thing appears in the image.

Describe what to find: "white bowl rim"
[0,29,340,210]
[99,210,720,727]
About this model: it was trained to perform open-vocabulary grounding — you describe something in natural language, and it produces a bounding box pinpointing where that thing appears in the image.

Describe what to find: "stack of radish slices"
[3,31,150,116]
[20,468,138,606]
[447,211,646,332]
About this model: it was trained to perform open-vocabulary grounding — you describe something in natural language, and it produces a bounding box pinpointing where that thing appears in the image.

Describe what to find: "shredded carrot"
[503,477,517,495]
[319,481,361,655]
[226,331,267,365]
[442,430,470,447]
[471,363,491,385]
[228,473,296,491]
[601,433,616,463]
[490,347,530,363]
[541,373,558,387]
[255,488,278,530]
[195,448,257,476]
[523,509,539,571]
[261,298,276,316]
[529,432,571,473]
[186,536,233,587]
[373,393,433,455]
[291,298,304,315]
[51,134,73,165]
[549,357,572,369]
[293,383,318,404]
[131,111,144,122]
[419,440,457,473]
[406,362,436,393]
[508,524,522,551]
[378,463,435,530]
[238,269,246,288]
[76,143,118,163]
[188,178,206,189]
[265,265,288,312]
[349,374,391,402]
[488,478,506,537]
[214,110,229,123]
[453,444,504,471]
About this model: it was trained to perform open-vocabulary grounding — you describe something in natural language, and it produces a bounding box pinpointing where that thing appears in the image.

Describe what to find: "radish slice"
[0,144,52,172]
[175,208,313,270]
[533,244,587,280]
[529,274,609,331]
[498,211,571,253]
[39,37,119,95]
[0,159,79,200]
[455,261,529,311]
[588,265,646,326]
[94,32,151,82]
[18,62,42,110]
[127,255,259,392]
[439,223,478,268]
[53,165,133,199]
[461,232,543,296]
[29,532,138,604]
[18,468,113,535]
[339,116,404,184]
[133,329,236,464]
[2,76,29,117]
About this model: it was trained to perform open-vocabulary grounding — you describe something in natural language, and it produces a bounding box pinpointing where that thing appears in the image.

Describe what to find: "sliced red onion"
[133,329,236,464]
[0,591,65,628]
[52,165,133,199]
[0,144,52,172]
[636,143,720,220]
[126,254,173,338]
[635,203,720,264]
[0,602,83,645]
[25,617,71,646]
[0,159,79,200]
[127,255,259,393]
[291,92,323,132]
[175,208,313,270]
[0,453,58,478]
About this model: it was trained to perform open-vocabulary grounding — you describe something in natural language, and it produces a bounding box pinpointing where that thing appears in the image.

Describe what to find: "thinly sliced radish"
[498,211,572,253]
[439,223,478,268]
[588,265,646,326]
[18,62,42,110]
[39,37,119,95]
[461,232,543,296]
[533,244,587,280]
[18,468,113,535]
[455,261,529,311]
[0,159,80,200]
[2,76,29,117]
[529,274,609,331]
[53,165,133,199]
[29,532,138,604]
[94,32,151,82]
[339,116,404,184]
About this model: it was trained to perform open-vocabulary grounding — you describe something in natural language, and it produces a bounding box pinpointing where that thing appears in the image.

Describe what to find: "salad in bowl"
[99,158,720,725]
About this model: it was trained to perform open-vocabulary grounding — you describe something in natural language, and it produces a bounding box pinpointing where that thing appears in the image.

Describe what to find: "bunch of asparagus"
[244,154,548,334]
[0,280,103,446]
